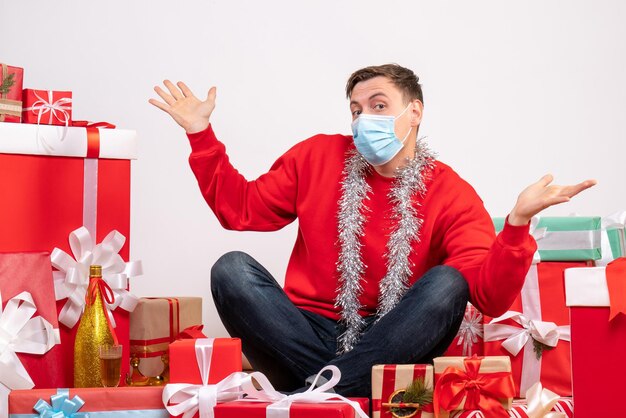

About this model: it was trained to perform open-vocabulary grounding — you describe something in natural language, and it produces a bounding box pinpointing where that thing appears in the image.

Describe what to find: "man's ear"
[410,99,424,128]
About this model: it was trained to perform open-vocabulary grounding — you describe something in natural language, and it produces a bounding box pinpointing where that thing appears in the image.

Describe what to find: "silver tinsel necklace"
[335,141,435,354]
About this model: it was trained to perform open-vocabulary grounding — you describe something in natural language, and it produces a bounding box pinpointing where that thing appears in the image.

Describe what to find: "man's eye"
[374,104,385,110]
[352,110,362,116]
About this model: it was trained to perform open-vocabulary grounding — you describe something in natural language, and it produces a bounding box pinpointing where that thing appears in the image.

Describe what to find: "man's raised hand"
[149,80,216,134]
[508,174,598,226]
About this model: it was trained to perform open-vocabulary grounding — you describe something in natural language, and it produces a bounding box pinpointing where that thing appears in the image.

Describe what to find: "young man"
[150,64,595,397]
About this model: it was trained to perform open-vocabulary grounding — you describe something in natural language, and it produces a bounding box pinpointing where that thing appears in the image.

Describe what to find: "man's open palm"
[149,80,216,134]
[509,174,597,225]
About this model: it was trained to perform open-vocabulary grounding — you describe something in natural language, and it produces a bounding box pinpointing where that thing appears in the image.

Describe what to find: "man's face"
[349,76,422,140]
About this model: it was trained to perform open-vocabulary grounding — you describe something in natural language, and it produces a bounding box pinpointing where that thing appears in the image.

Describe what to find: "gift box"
[0,253,61,418]
[21,89,72,126]
[448,398,573,418]
[8,387,168,417]
[372,364,433,418]
[565,259,626,418]
[169,338,242,384]
[129,297,202,383]
[598,211,626,266]
[214,397,370,418]
[483,262,589,398]
[444,303,483,357]
[0,64,23,123]
[493,216,601,261]
[0,121,138,387]
[433,356,515,418]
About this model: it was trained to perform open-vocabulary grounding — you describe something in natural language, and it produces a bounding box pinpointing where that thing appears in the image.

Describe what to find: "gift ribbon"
[524,382,566,418]
[23,91,71,127]
[178,325,207,340]
[598,211,626,266]
[455,304,483,357]
[32,389,88,418]
[71,122,116,159]
[241,365,369,418]
[605,258,626,321]
[162,338,247,418]
[51,227,142,329]
[433,356,515,418]
[0,291,57,418]
[483,264,570,396]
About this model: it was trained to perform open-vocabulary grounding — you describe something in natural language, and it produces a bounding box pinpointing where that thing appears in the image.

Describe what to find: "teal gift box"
[493,216,601,261]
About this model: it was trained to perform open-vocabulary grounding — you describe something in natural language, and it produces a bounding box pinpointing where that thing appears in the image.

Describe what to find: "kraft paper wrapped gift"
[0,63,23,123]
[372,364,434,418]
[565,259,626,418]
[129,297,202,381]
[433,356,515,418]
[0,121,139,387]
[493,216,601,261]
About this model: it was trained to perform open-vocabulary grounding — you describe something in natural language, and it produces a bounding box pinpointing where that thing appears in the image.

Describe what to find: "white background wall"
[2,0,625,337]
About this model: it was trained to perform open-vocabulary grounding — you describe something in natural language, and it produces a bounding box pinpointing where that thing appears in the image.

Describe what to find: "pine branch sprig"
[0,73,15,95]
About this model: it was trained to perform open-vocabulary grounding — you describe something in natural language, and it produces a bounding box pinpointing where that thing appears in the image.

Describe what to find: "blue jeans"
[211,251,469,398]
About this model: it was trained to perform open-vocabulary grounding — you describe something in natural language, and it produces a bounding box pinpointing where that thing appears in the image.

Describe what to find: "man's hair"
[345,63,423,105]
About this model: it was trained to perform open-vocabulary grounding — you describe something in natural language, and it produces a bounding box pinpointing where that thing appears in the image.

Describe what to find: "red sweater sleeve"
[440,180,537,317]
[187,125,298,231]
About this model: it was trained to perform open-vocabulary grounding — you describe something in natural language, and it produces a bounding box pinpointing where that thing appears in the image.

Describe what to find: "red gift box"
[169,338,242,384]
[0,253,62,390]
[0,122,138,387]
[483,262,589,398]
[214,397,370,418]
[444,303,483,357]
[8,387,167,416]
[0,64,23,123]
[448,397,573,417]
[565,259,626,418]
[22,89,72,126]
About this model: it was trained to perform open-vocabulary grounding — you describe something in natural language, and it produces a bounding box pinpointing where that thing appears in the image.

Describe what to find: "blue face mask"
[351,104,413,166]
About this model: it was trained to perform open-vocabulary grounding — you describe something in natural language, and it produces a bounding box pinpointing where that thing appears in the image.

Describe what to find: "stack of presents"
[2,61,626,418]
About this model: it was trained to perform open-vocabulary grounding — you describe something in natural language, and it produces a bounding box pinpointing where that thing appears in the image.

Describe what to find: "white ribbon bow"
[242,366,369,418]
[162,338,247,418]
[0,291,57,418]
[598,211,626,266]
[525,382,566,418]
[454,303,483,356]
[51,226,142,328]
[484,311,570,357]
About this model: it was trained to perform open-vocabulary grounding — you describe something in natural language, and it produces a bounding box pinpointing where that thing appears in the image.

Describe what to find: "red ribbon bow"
[177,324,207,340]
[433,356,515,418]
[606,257,626,321]
[85,276,119,345]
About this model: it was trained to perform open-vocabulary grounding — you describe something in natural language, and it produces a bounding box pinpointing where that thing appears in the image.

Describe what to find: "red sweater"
[188,125,537,318]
